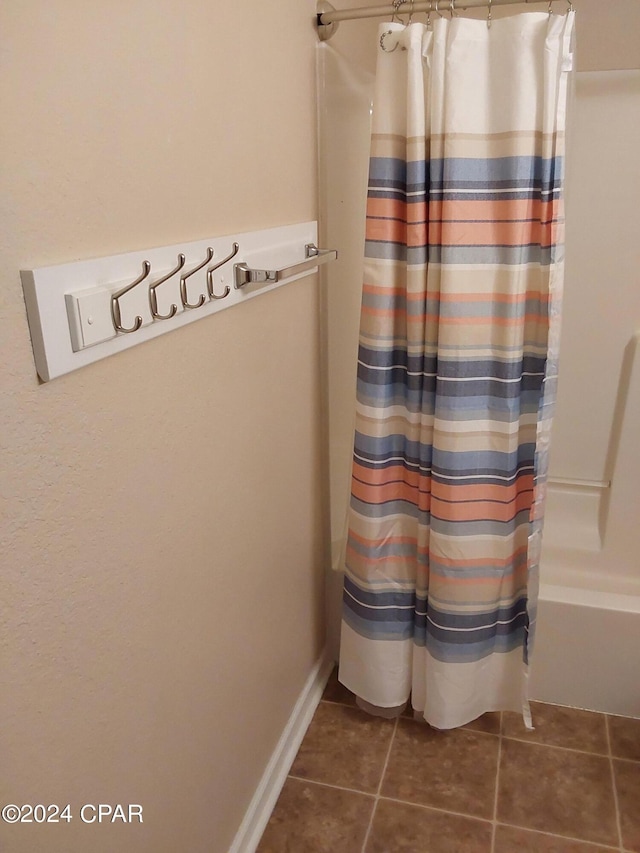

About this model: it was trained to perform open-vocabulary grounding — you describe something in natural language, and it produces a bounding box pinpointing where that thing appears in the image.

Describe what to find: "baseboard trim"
[228,650,335,853]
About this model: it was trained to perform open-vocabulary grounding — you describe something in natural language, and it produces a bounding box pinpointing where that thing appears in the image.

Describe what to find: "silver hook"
[206,242,239,300]
[434,0,444,18]
[180,248,213,309]
[111,261,149,334]
[567,0,574,10]
[487,0,492,28]
[382,0,414,50]
[391,0,414,25]
[450,0,457,16]
[426,0,432,29]
[406,0,415,25]
[148,254,185,320]
[391,0,406,23]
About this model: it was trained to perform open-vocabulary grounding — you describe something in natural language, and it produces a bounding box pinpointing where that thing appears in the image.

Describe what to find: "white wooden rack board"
[21,221,335,382]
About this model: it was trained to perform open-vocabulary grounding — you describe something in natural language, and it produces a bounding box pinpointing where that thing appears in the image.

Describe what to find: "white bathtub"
[531,550,640,719]
[530,333,640,719]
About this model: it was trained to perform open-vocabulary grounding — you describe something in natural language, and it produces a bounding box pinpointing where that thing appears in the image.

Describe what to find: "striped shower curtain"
[339,11,575,730]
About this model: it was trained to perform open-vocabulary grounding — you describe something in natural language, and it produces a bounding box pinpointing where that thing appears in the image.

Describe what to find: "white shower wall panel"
[550,70,640,485]
[317,34,375,547]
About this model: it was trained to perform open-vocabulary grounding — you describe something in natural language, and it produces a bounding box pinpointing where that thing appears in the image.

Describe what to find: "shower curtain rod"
[317,0,567,30]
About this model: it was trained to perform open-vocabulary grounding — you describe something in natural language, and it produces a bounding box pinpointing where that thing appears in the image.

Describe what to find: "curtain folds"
[339,11,575,730]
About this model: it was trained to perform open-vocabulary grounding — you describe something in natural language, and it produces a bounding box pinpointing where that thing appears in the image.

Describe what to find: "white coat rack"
[21,221,336,382]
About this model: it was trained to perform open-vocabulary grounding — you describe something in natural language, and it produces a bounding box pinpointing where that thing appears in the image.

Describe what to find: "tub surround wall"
[530,70,640,718]
[543,69,640,582]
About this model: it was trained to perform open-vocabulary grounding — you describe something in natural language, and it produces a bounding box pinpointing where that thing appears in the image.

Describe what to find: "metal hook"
[450,0,457,16]
[550,0,573,14]
[391,0,406,23]
[179,248,213,310]
[392,0,415,25]
[110,261,149,334]
[406,0,415,25]
[148,254,185,320]
[434,0,444,18]
[426,0,432,28]
[206,242,239,300]
[487,0,492,28]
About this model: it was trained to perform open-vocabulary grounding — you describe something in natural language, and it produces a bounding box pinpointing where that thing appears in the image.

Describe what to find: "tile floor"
[257,669,640,853]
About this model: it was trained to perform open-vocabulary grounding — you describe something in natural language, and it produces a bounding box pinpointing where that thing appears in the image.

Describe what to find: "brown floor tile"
[613,758,640,852]
[608,714,640,762]
[404,706,501,734]
[290,701,395,793]
[322,668,358,707]
[497,738,618,846]
[502,702,608,754]
[381,718,499,819]
[257,777,374,853]
[463,712,502,735]
[366,798,492,853]
[494,824,617,852]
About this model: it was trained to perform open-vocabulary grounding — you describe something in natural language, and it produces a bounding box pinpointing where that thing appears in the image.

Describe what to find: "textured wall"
[0,2,324,851]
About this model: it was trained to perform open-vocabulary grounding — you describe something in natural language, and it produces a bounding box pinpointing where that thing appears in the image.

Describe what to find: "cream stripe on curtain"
[338,11,575,730]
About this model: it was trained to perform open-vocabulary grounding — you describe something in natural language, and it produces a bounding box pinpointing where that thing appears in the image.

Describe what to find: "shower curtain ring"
[407,0,415,25]
[391,0,414,26]
[380,29,398,52]
[391,0,405,23]
[486,0,492,28]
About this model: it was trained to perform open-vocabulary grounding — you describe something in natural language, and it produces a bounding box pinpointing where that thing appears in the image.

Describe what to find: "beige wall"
[0,2,324,852]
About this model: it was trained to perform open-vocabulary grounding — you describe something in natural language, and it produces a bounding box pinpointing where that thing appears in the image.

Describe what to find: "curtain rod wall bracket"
[317,1,340,41]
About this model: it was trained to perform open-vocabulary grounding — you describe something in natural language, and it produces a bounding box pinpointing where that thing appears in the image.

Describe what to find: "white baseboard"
[228,650,335,853]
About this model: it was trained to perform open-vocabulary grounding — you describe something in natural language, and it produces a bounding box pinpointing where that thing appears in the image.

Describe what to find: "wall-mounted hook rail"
[111,261,150,333]
[22,221,329,381]
[234,243,337,289]
[180,248,213,309]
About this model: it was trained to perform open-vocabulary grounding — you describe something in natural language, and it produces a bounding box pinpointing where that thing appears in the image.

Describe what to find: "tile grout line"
[499,733,611,759]
[287,774,494,826]
[360,714,399,853]
[604,714,625,853]
[373,793,494,825]
[287,774,376,798]
[490,712,503,853]
[497,820,622,851]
